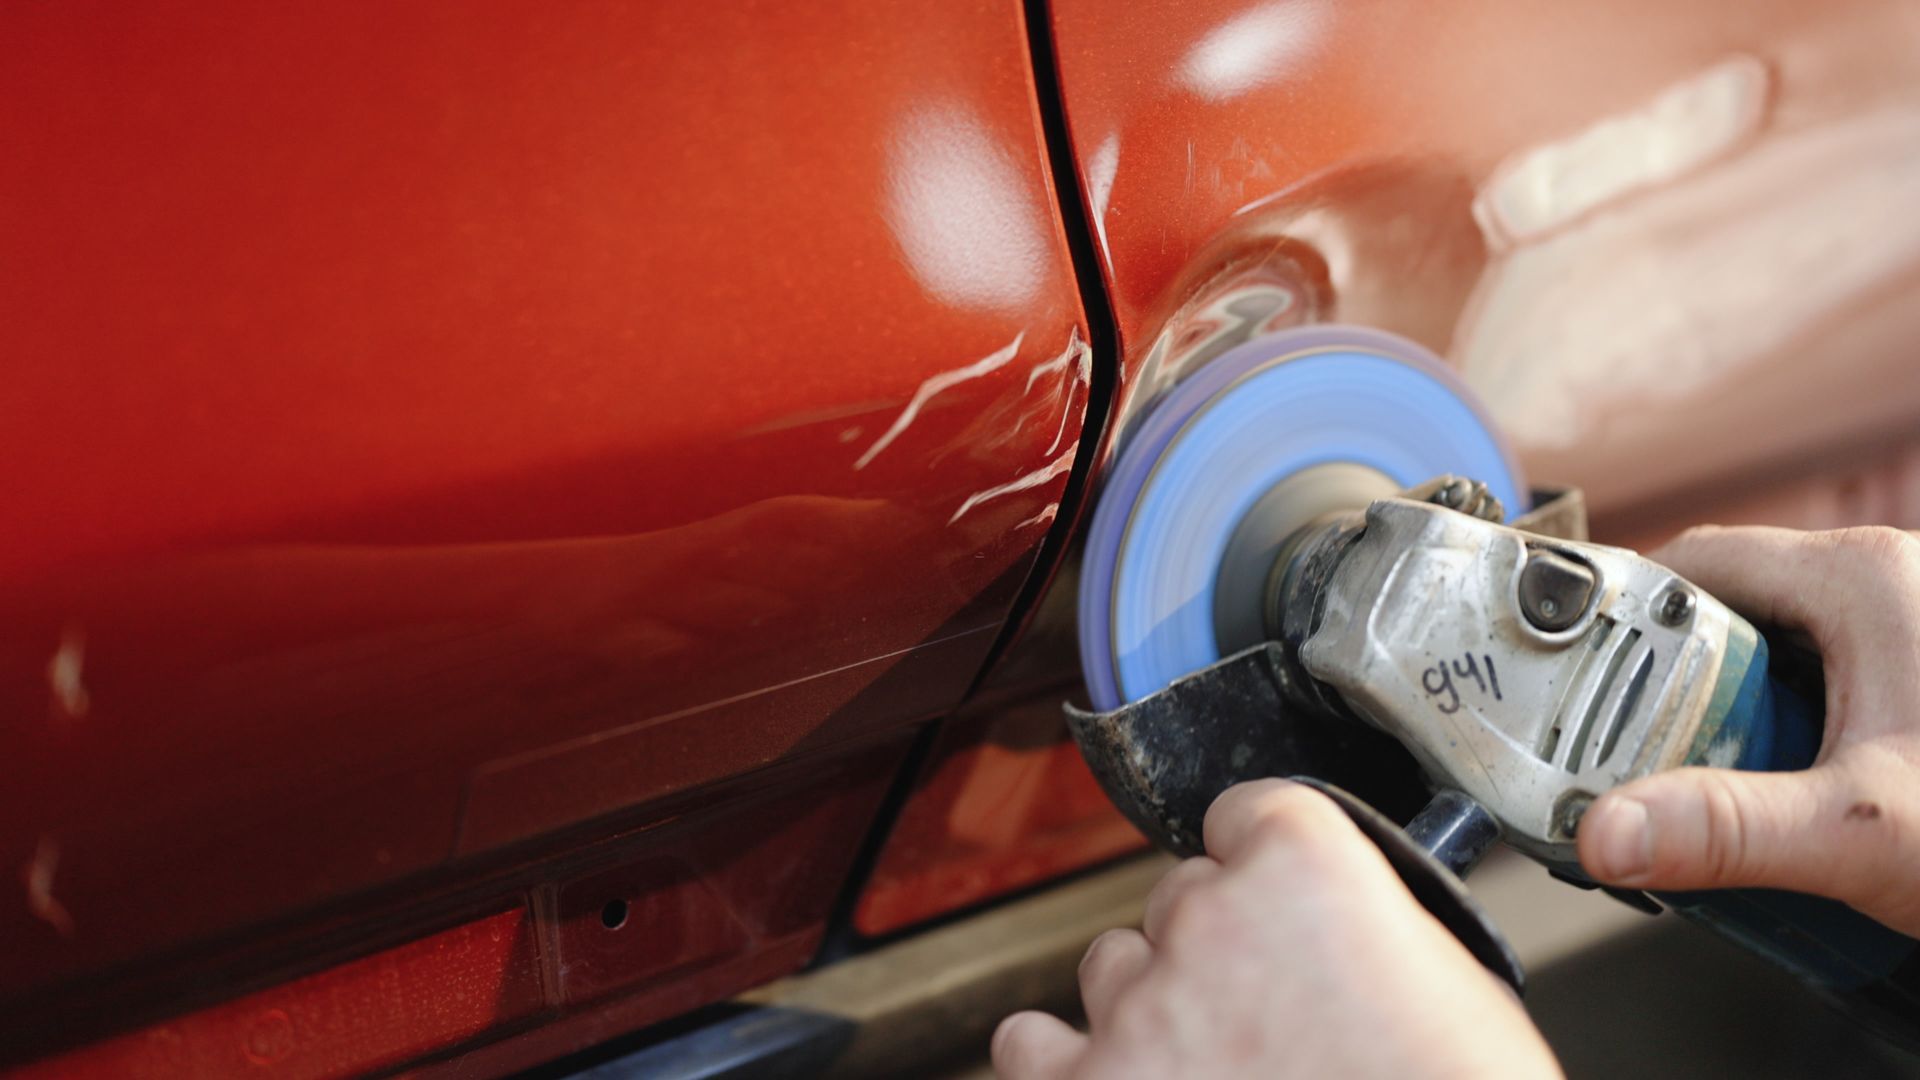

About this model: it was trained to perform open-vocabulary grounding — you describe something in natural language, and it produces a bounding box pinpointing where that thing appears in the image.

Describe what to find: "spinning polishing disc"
[1078,325,1525,711]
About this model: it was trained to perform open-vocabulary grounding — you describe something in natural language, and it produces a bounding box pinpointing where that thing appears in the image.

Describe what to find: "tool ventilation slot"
[1538,620,1653,772]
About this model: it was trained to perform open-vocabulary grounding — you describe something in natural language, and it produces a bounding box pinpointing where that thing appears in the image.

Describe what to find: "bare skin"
[997,524,1920,1078]
[1579,525,1920,938]
[993,780,1561,1079]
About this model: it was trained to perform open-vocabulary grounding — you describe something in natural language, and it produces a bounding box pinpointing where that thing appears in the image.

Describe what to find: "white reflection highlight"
[1086,133,1121,246]
[1016,504,1059,532]
[886,104,1048,311]
[1024,324,1088,394]
[1457,107,1920,450]
[1035,326,1091,455]
[855,333,1025,470]
[24,835,74,937]
[949,449,1075,525]
[1475,56,1770,250]
[46,623,88,720]
[1179,2,1328,103]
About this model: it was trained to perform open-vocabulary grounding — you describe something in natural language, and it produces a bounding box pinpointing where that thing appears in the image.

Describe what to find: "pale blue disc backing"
[1078,327,1525,711]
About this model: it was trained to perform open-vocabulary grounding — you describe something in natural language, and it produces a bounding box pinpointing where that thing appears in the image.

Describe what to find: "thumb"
[1577,766,1850,896]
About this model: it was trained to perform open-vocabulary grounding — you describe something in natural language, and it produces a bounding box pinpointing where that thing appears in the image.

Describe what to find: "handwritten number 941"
[1421,653,1503,715]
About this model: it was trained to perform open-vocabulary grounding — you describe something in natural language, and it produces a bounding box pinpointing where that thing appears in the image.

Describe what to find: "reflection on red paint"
[855,694,1145,937]
[1049,0,1920,525]
[16,909,545,1080]
[0,0,1087,1034]
[17,740,905,1077]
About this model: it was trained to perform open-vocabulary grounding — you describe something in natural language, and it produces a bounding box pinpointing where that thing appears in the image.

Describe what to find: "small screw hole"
[600,898,628,930]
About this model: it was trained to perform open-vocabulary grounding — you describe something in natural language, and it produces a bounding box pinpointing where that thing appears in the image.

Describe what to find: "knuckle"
[1242,785,1350,852]
[1832,526,1920,577]
[1206,778,1288,832]
[1078,929,1131,979]
[1695,772,1759,882]
[991,1013,1040,1068]
[1109,989,1171,1040]
[992,1011,1075,1076]
[1152,855,1213,895]
[1156,884,1232,946]
[1142,858,1210,923]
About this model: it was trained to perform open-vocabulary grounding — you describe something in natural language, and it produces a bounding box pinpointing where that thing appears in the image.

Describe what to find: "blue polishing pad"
[1078,325,1525,711]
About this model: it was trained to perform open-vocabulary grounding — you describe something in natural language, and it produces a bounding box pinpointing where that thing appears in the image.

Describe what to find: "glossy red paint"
[850,0,1920,955]
[1048,0,1920,524]
[24,2,1920,1073]
[853,691,1144,938]
[17,739,904,1077]
[0,0,1088,1061]
[17,909,547,1080]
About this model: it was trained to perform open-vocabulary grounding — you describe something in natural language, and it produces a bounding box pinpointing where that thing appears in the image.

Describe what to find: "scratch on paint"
[1048,329,1093,456]
[1045,407,1074,457]
[47,623,88,721]
[949,449,1075,525]
[1016,504,1060,532]
[23,835,74,937]
[1023,325,1084,394]
[855,333,1025,470]
[1018,327,1092,457]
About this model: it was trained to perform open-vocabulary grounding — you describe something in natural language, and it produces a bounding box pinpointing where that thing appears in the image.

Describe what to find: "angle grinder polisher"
[1070,325,1920,1039]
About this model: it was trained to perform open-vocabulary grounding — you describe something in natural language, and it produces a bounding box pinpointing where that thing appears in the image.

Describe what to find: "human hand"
[1578,525,1920,937]
[993,779,1561,1079]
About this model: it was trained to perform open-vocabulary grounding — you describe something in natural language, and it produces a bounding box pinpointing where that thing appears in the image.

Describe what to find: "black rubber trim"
[974,0,1121,683]
[813,0,1123,962]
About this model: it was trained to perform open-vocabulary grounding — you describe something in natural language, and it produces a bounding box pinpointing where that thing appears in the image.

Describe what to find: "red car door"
[1,2,1094,1072]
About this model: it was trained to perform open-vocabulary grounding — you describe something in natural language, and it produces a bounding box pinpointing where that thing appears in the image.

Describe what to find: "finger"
[991,1011,1085,1080]
[1654,525,1920,656]
[1577,761,1902,903]
[1202,778,1363,865]
[1141,856,1220,945]
[1077,928,1153,1029]
[1652,525,1831,633]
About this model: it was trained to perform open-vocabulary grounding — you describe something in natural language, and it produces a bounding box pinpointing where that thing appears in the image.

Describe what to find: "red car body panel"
[854,690,1143,938]
[18,745,902,1079]
[1048,0,1920,529]
[859,0,1920,957]
[1,0,1091,1069]
[13,0,1920,1074]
